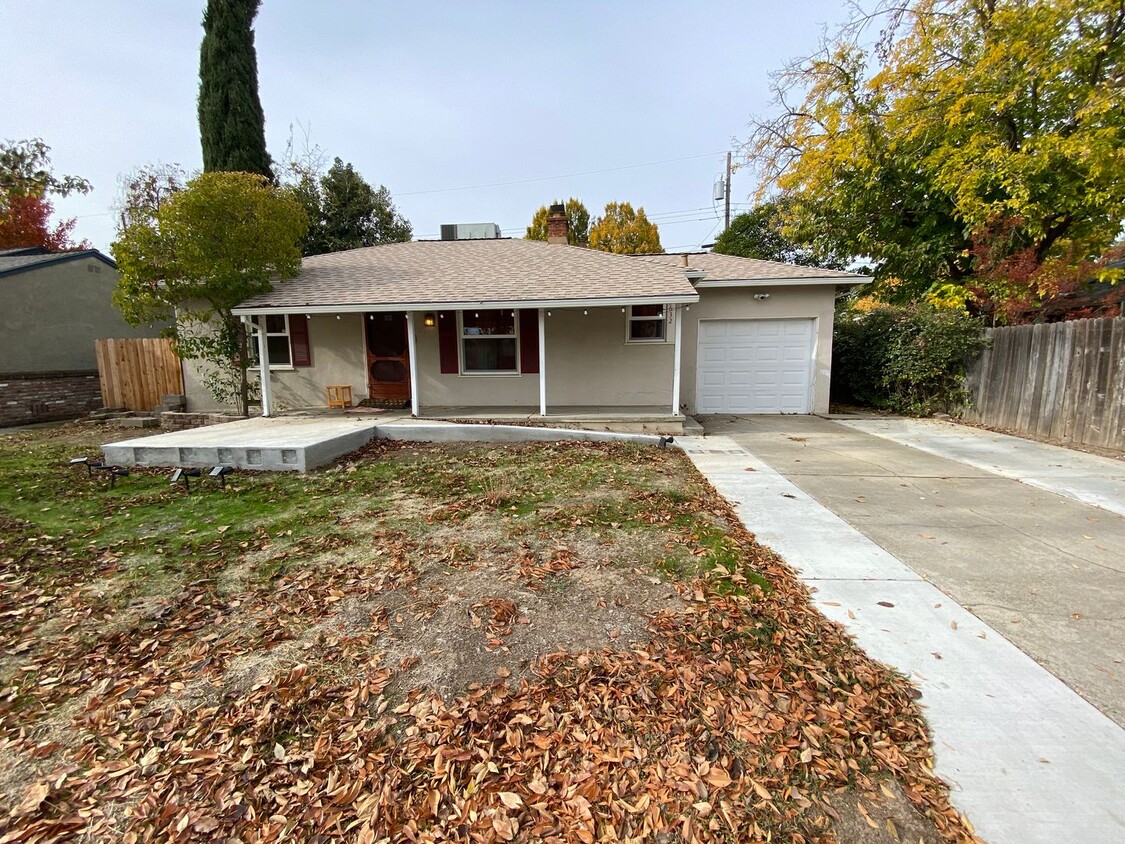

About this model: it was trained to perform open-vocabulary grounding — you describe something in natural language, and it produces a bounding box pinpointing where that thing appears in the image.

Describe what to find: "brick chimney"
[546,203,568,245]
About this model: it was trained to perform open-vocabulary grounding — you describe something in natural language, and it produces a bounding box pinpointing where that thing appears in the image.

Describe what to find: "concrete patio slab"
[101,416,673,473]
[839,417,1125,516]
[102,416,381,472]
[679,434,1125,844]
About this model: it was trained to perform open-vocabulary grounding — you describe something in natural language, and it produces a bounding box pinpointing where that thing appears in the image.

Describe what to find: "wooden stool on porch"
[326,384,353,409]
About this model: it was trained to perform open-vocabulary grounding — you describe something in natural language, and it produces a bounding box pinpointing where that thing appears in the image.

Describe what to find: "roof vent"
[440,223,502,241]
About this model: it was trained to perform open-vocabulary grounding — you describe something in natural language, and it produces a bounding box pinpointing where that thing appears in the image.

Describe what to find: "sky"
[1,1,857,254]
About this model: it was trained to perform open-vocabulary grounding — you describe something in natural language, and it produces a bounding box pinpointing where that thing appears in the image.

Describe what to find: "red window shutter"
[519,309,539,374]
[290,315,312,367]
[438,311,459,373]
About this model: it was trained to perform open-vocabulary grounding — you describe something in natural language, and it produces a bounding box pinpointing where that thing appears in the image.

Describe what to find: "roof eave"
[695,276,871,288]
[0,249,117,279]
[232,292,700,316]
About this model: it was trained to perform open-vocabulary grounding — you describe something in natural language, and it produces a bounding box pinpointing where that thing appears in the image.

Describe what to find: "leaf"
[16,781,50,816]
[705,766,732,788]
[877,601,895,608]
[498,791,523,810]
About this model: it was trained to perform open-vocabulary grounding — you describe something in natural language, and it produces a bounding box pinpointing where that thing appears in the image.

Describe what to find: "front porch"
[237,302,692,425]
[416,405,695,435]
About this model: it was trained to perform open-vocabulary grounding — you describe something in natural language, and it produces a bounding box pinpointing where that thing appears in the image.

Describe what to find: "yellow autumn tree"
[588,202,662,254]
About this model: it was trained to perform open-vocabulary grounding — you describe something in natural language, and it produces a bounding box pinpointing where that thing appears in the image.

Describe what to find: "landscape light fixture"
[209,465,235,489]
[103,467,130,488]
[69,456,99,476]
[170,467,202,492]
[658,436,675,449]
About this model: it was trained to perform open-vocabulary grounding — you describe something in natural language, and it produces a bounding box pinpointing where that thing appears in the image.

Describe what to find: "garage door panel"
[696,318,814,414]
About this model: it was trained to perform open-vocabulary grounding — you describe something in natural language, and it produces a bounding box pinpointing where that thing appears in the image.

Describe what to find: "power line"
[396,151,728,197]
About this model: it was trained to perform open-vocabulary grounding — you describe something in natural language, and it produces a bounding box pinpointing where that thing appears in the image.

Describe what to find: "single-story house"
[0,247,167,426]
[184,210,868,421]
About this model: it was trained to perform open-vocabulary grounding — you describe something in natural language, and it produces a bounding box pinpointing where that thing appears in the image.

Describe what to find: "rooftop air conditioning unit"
[440,223,502,241]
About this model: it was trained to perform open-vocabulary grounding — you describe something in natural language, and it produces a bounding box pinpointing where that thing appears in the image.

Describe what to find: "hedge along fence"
[831,305,988,415]
[963,317,1125,452]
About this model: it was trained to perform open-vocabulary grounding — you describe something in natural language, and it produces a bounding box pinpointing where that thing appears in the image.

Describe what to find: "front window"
[461,310,518,373]
[250,314,292,367]
[627,304,666,342]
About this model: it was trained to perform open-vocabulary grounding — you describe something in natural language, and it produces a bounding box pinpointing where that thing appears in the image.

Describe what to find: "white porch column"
[249,316,273,418]
[406,311,420,417]
[538,308,547,416]
[671,304,683,415]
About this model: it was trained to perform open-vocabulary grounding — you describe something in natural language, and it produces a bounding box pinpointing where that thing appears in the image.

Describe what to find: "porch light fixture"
[583,310,588,315]
[754,293,770,300]
[423,313,436,327]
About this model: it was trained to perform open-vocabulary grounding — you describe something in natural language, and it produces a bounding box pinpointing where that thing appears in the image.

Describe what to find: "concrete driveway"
[702,414,1125,727]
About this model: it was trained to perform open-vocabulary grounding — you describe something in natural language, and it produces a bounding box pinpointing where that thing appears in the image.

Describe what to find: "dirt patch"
[827,780,950,844]
[311,547,686,700]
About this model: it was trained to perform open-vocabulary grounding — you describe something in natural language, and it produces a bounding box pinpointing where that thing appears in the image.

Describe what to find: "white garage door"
[697,319,815,414]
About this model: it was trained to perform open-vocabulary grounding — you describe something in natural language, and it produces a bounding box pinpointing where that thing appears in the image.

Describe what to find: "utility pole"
[723,151,732,232]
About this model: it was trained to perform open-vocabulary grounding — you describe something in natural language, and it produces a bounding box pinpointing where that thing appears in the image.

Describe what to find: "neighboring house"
[0,247,166,426]
[184,210,868,421]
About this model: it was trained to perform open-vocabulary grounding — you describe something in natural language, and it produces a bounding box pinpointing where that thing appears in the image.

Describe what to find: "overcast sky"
[1,1,855,253]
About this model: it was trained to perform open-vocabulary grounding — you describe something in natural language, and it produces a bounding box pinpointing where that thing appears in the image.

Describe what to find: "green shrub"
[831,303,988,415]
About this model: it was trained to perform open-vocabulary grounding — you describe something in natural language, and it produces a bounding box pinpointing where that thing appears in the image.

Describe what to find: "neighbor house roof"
[643,252,869,286]
[233,238,700,315]
[0,247,117,278]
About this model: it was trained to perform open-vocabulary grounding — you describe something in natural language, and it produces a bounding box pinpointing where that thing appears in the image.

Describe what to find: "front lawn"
[0,424,977,843]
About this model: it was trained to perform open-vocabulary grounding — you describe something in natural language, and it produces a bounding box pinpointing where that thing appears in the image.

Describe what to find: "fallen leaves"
[0,436,980,844]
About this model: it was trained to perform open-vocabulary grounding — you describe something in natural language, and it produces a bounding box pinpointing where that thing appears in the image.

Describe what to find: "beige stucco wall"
[183,313,368,412]
[679,285,837,415]
[183,289,837,416]
[0,257,167,374]
[414,306,674,410]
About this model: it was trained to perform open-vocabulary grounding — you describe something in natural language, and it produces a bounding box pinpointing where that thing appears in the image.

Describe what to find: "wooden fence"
[95,338,184,412]
[963,317,1124,451]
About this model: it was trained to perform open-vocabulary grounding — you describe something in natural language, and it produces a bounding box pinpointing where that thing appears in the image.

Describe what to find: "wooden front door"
[365,312,410,403]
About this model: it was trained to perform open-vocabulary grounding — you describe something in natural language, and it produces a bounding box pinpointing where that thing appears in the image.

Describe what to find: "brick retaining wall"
[0,371,102,427]
[159,411,244,431]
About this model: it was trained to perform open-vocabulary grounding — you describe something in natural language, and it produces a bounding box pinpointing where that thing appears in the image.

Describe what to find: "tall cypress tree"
[198,0,273,180]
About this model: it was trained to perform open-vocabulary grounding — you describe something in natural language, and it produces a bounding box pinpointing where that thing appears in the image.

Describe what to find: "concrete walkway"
[679,434,1125,844]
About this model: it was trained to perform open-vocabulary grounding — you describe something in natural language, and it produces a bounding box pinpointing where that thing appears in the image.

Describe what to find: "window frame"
[458,309,521,375]
[625,304,669,344]
[249,314,295,370]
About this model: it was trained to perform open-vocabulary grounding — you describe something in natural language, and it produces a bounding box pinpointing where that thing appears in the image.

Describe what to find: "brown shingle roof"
[644,251,867,281]
[234,239,698,313]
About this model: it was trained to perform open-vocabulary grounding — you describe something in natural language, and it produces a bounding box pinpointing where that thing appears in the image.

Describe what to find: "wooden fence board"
[966,317,1124,452]
[95,338,183,412]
